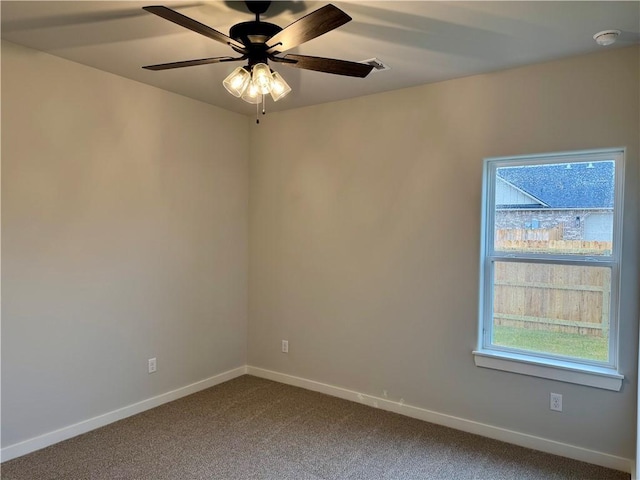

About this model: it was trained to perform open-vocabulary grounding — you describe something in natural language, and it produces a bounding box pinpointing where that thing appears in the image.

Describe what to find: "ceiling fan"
[142,1,374,110]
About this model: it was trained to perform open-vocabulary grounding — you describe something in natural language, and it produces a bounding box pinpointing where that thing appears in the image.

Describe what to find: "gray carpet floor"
[1,375,630,480]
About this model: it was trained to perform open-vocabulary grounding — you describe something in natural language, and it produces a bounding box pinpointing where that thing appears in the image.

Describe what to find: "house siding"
[495,209,613,240]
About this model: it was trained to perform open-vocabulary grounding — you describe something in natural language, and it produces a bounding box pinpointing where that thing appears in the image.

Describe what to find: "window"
[473,149,625,391]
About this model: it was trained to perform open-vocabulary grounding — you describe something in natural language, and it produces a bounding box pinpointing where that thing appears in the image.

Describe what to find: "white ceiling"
[2,1,639,116]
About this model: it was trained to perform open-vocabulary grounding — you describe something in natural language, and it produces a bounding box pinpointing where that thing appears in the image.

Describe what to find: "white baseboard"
[1,366,247,463]
[247,366,633,474]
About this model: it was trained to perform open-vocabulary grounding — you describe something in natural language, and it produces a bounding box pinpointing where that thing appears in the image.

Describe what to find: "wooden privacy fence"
[496,226,564,242]
[495,238,612,255]
[493,238,613,337]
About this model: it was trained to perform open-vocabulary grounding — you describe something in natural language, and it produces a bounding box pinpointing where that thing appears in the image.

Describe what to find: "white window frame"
[473,148,625,391]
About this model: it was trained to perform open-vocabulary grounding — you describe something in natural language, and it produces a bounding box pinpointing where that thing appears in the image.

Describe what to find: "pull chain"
[255,96,267,125]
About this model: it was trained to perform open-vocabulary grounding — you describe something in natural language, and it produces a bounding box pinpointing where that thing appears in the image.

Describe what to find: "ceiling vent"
[360,58,391,73]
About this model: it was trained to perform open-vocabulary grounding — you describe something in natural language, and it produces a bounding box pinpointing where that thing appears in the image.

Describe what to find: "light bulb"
[241,80,261,104]
[252,63,273,95]
[269,71,291,102]
[223,67,250,97]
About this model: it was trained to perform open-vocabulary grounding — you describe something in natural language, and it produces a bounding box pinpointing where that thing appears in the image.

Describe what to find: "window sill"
[472,349,623,391]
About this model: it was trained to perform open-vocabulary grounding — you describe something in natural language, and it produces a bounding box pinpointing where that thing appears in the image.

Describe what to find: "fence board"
[494,280,605,292]
[493,261,610,337]
[495,238,612,255]
[496,226,564,241]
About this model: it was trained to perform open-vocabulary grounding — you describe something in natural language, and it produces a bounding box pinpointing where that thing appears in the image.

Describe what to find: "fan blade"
[265,4,351,54]
[143,6,246,51]
[143,56,242,71]
[280,54,373,78]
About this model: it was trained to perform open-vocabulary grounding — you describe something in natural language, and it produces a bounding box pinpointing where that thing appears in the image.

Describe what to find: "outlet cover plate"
[550,392,562,412]
[148,357,157,374]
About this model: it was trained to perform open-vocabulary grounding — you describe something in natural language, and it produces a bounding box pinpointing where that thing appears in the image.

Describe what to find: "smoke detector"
[593,30,621,46]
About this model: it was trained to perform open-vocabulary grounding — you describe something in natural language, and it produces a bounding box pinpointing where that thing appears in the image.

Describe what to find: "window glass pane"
[492,261,610,362]
[494,161,614,255]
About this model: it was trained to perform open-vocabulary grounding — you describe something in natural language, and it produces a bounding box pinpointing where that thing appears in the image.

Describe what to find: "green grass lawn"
[493,325,608,362]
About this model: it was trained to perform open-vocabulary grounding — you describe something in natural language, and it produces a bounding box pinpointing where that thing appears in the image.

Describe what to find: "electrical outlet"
[148,357,157,374]
[281,340,289,353]
[550,393,562,412]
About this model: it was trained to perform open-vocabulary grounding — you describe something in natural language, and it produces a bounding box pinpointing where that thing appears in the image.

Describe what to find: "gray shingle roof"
[497,161,614,209]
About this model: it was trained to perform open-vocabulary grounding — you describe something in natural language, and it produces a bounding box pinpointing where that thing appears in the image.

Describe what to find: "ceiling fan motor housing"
[230,21,282,47]
[230,21,282,66]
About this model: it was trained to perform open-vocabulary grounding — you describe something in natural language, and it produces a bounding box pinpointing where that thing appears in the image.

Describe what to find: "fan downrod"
[229,1,279,48]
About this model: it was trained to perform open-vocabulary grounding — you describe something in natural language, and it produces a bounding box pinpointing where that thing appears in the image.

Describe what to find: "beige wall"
[1,41,249,447]
[248,46,639,458]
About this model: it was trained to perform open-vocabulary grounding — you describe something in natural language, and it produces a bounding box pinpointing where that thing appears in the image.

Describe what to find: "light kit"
[224,62,292,104]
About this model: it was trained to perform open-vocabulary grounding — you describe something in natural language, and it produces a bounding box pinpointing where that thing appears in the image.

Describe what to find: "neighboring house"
[495,161,614,241]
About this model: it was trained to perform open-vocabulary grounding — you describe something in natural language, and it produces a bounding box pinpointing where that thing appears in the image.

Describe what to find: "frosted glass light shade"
[269,71,291,102]
[252,63,273,95]
[223,67,250,97]
[241,80,261,104]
